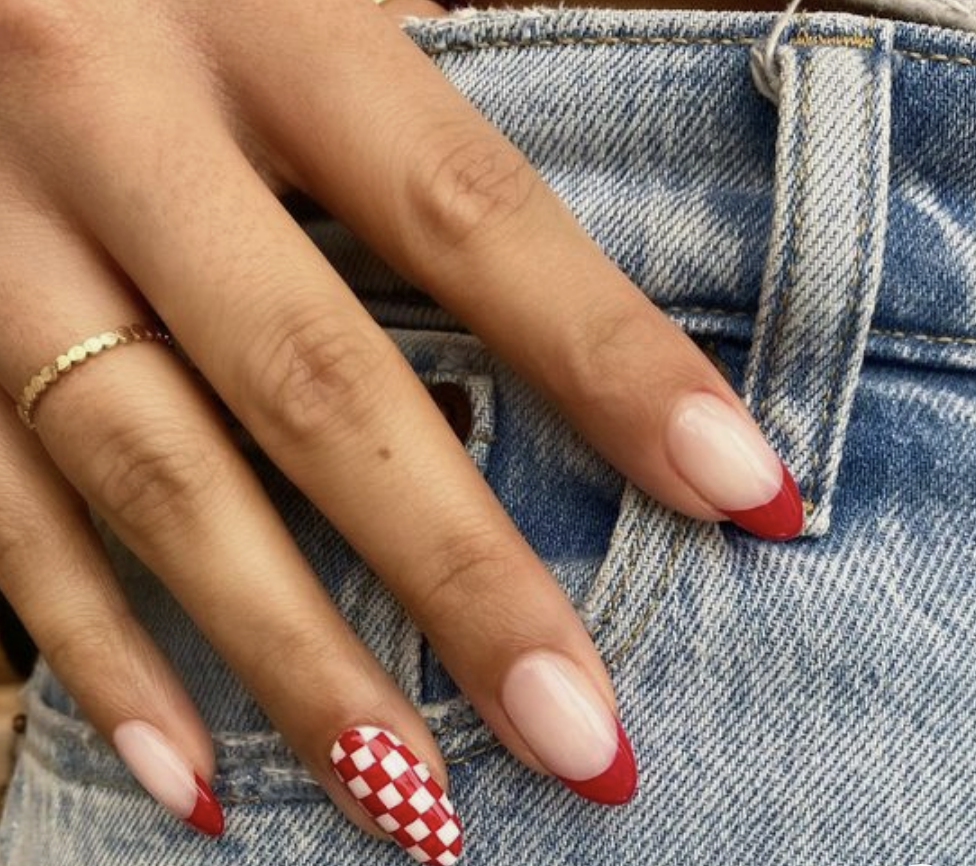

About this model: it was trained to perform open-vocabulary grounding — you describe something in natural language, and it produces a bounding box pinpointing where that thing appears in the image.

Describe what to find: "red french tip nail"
[186,774,225,836]
[723,460,804,540]
[557,719,638,806]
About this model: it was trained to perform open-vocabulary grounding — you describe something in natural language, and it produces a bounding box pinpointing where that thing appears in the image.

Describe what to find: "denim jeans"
[3,7,975,865]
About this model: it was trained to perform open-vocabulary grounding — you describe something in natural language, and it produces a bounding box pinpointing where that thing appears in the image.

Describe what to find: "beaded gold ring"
[16,324,172,431]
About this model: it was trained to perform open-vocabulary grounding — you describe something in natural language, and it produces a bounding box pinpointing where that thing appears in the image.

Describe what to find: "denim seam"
[751,49,808,491]
[667,305,976,347]
[422,34,976,68]
[792,33,877,48]
[19,743,144,800]
[901,48,976,65]
[424,34,756,56]
[23,742,321,806]
[590,494,649,640]
[806,46,876,508]
[606,519,692,669]
[444,740,502,766]
[870,327,976,345]
[583,477,694,672]
[22,678,501,789]
[590,540,634,639]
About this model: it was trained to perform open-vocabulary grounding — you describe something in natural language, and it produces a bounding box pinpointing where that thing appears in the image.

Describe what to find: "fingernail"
[331,726,463,865]
[665,392,803,540]
[501,651,637,805]
[113,720,224,836]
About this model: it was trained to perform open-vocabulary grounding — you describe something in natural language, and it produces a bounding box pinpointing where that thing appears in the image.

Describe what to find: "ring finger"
[0,193,465,860]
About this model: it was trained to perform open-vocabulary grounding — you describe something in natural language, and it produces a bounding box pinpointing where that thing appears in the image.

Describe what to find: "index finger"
[212,0,803,538]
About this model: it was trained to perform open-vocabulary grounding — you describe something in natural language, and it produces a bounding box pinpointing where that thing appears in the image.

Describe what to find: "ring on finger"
[16,323,172,431]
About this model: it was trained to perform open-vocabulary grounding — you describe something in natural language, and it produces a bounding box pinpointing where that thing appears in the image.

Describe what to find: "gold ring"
[16,323,172,431]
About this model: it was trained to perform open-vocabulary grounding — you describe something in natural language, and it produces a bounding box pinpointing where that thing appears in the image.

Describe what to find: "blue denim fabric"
[3,7,976,865]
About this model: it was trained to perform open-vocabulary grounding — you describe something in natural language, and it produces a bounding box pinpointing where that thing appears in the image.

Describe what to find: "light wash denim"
[3,7,976,864]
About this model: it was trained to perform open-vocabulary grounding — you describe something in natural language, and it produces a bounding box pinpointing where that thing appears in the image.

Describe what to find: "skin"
[0,0,795,839]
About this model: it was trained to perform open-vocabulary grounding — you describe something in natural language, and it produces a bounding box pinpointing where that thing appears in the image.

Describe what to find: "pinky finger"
[0,403,224,836]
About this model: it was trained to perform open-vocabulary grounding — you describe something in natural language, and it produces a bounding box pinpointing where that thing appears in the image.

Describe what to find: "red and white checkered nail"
[331,726,463,866]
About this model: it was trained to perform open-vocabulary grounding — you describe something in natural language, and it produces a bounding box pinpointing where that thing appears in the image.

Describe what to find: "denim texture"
[3,8,975,865]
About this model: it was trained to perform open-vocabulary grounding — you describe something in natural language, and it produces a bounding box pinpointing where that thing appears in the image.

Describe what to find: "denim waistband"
[300,8,976,534]
[307,8,976,367]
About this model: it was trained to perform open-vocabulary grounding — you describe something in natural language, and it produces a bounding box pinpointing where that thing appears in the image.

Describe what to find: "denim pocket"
[375,329,628,713]
[381,328,710,765]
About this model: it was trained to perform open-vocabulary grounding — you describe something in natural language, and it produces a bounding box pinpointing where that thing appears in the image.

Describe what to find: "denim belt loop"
[744,17,895,536]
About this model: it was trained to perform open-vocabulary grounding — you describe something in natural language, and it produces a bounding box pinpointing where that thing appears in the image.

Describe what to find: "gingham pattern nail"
[331,726,463,866]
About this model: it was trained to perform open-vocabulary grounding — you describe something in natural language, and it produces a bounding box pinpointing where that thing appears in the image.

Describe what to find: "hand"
[0,0,802,859]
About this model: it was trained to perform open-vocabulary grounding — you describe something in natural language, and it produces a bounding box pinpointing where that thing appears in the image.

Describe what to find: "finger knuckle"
[91,419,225,540]
[411,133,538,255]
[43,605,136,676]
[248,309,391,446]
[411,524,516,630]
[556,304,653,407]
[0,0,90,69]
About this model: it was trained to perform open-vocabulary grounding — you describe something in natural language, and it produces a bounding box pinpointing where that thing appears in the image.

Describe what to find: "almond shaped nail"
[332,726,463,865]
[501,651,637,805]
[665,392,803,540]
[556,718,637,805]
[113,720,224,836]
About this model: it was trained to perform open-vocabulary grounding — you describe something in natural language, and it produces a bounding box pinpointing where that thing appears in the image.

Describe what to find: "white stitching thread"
[751,0,805,104]
[420,34,976,68]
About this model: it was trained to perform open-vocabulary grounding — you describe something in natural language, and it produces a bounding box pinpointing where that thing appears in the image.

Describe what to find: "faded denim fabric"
[3,7,976,865]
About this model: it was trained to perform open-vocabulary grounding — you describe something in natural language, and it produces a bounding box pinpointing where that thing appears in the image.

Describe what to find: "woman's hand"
[0,0,802,858]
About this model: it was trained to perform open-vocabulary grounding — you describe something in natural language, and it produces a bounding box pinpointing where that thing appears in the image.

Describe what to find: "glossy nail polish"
[501,651,637,805]
[332,726,463,865]
[113,720,224,836]
[665,392,804,540]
